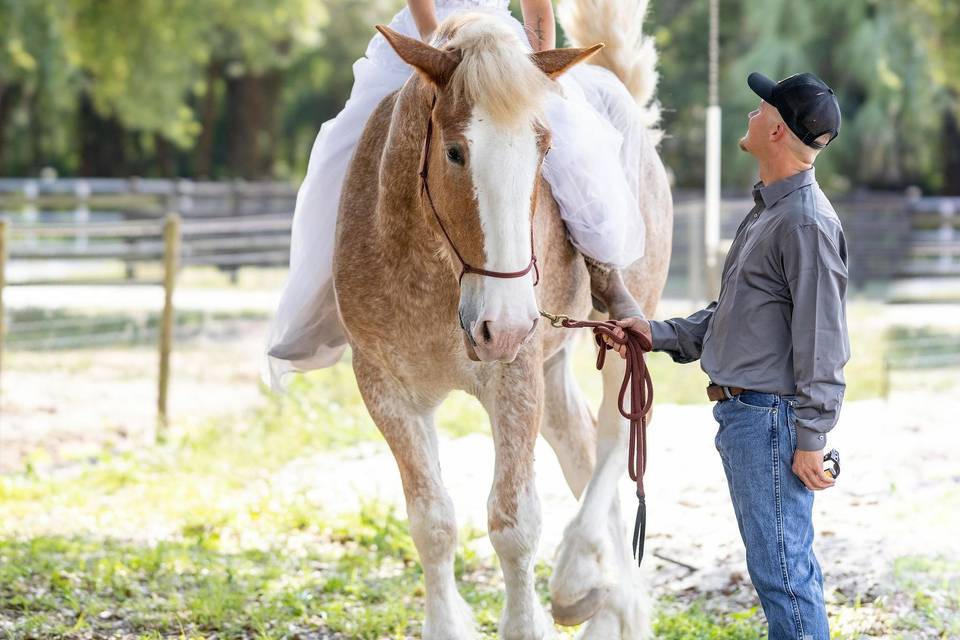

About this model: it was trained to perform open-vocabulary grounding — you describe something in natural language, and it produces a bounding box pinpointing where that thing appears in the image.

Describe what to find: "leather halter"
[419,95,540,285]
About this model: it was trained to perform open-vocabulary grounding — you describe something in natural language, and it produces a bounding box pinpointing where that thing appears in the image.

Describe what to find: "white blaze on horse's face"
[458,107,541,363]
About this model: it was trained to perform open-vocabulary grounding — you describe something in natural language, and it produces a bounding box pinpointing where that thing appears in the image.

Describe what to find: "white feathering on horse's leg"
[488,483,552,640]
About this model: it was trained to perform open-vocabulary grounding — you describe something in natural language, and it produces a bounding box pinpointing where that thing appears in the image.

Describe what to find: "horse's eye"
[446,146,465,166]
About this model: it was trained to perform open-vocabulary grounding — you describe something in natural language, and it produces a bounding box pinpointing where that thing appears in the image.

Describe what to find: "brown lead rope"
[540,310,654,567]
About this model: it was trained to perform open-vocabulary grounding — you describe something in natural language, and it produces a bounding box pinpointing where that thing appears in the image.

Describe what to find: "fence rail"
[901,197,960,277]
[1,177,297,276]
[2,181,960,430]
[0,211,182,439]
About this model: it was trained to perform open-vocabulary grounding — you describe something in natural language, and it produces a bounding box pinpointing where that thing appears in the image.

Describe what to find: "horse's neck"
[375,82,445,265]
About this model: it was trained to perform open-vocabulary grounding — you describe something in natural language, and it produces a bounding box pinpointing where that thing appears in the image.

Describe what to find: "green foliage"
[2,0,959,188]
[654,600,765,639]
[654,0,959,192]
[889,556,960,637]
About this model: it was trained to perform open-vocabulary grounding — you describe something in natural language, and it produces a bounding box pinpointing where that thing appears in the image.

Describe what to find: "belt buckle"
[722,386,735,401]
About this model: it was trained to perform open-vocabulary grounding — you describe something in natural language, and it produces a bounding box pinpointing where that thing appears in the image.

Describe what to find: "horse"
[332,1,672,637]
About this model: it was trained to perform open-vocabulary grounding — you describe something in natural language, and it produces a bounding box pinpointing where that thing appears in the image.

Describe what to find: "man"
[608,72,849,639]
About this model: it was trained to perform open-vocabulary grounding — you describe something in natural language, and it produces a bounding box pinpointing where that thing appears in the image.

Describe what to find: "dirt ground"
[5,291,957,475]
[2,294,959,636]
[291,393,960,634]
[0,319,272,472]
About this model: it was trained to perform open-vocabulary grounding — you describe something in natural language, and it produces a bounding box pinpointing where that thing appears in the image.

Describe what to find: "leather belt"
[707,383,748,402]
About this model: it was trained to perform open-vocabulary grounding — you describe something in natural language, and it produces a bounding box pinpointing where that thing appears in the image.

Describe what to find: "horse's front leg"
[549,350,651,639]
[352,353,478,640]
[479,349,552,640]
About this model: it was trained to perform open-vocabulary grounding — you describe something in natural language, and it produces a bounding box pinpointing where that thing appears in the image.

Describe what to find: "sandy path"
[288,394,960,610]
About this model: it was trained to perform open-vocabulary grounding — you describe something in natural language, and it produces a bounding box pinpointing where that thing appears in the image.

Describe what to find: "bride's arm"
[520,0,555,51]
[408,0,439,41]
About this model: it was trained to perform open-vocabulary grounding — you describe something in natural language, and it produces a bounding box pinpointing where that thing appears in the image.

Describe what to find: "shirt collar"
[754,167,817,209]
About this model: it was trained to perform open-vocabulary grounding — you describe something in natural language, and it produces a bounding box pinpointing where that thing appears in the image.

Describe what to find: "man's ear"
[770,121,789,143]
[530,43,604,78]
[375,24,462,86]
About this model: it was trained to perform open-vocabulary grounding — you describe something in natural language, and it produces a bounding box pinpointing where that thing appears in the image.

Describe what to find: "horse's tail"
[557,0,660,126]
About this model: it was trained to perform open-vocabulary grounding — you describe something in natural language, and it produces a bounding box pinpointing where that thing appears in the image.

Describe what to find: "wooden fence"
[900,197,960,277]
[3,178,956,293]
[0,212,182,438]
[1,179,958,429]
[0,178,298,438]
[0,178,296,280]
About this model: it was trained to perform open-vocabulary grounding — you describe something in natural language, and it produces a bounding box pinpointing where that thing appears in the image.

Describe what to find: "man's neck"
[758,157,812,186]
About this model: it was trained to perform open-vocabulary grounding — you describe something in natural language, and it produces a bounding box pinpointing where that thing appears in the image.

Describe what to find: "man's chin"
[738,137,749,153]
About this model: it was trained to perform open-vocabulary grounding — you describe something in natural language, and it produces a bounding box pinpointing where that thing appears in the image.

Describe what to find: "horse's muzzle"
[463,317,538,362]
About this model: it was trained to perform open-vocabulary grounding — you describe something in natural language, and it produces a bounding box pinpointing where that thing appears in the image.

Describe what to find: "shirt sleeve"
[781,224,851,451]
[648,302,718,364]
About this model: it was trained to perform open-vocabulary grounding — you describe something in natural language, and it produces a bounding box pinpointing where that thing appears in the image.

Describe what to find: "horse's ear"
[530,43,604,78]
[375,25,462,87]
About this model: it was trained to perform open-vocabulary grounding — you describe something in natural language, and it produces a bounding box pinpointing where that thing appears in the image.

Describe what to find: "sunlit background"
[0,1,958,638]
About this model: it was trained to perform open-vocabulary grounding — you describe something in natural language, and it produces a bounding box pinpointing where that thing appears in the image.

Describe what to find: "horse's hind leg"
[549,344,651,639]
[352,355,478,640]
[541,338,596,499]
[479,350,552,640]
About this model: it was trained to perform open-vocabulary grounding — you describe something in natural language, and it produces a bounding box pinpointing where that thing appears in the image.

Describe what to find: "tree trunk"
[943,98,960,195]
[0,83,23,172]
[195,61,222,179]
[27,87,43,174]
[155,134,175,177]
[224,70,283,179]
[78,94,129,176]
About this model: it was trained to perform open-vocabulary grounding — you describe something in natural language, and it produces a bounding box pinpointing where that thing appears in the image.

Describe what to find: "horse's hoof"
[551,586,608,627]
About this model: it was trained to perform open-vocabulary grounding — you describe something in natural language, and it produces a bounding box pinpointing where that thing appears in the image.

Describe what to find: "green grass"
[3,300,958,637]
[0,497,779,640]
[654,600,765,639]
[0,368,780,639]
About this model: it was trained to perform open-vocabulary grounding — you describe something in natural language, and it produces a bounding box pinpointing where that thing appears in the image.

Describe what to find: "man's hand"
[792,449,836,491]
[601,317,652,359]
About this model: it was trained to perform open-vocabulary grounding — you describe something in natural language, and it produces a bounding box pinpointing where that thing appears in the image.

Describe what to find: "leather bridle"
[419,95,540,285]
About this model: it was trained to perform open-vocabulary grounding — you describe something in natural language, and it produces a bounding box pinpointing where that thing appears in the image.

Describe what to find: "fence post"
[0,217,8,403]
[157,212,181,440]
[938,199,955,275]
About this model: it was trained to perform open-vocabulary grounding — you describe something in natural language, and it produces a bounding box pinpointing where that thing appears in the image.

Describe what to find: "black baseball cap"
[747,71,840,149]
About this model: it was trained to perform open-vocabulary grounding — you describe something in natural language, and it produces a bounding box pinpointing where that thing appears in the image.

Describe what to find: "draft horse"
[332,3,672,637]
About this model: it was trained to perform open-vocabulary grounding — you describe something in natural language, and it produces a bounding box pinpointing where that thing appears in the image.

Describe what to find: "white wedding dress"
[264,0,648,389]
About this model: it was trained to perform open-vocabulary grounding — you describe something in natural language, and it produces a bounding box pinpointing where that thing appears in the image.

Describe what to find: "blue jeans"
[712,390,829,640]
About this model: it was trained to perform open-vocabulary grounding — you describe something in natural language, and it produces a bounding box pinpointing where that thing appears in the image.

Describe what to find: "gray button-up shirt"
[650,168,850,450]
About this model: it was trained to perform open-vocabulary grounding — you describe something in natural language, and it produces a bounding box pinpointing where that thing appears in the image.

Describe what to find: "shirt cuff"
[796,425,827,451]
[648,320,677,353]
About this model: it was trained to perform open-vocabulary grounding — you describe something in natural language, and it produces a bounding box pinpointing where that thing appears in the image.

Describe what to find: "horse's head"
[377,15,601,362]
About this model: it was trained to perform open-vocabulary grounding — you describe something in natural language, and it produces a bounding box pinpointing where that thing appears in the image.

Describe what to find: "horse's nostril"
[481,320,493,343]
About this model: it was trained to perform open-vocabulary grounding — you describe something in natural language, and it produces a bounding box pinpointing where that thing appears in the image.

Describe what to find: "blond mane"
[435,13,553,124]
